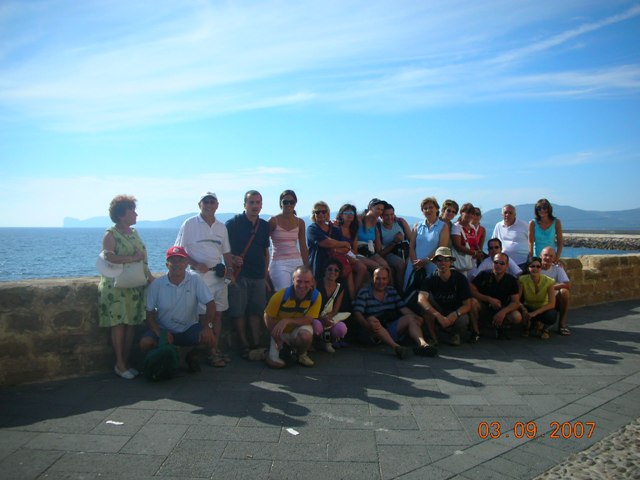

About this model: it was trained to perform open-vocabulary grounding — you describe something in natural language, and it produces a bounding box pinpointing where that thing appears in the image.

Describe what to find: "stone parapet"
[1,254,639,386]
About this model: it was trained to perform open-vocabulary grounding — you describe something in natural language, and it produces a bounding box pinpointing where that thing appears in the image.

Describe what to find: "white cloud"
[0,0,638,130]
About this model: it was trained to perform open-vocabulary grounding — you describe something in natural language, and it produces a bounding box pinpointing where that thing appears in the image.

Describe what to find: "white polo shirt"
[146,271,214,333]
[491,219,529,265]
[175,215,231,268]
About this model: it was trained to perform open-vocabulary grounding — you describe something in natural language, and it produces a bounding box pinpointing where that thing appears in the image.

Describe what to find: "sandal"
[540,329,550,340]
[208,353,226,368]
[558,327,571,336]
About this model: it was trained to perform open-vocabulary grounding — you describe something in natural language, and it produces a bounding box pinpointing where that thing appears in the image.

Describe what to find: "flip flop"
[558,327,571,336]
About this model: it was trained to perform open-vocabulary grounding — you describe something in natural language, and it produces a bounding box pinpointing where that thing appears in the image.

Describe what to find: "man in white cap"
[175,192,234,367]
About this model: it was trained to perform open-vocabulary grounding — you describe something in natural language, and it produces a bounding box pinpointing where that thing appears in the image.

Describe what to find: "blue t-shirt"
[225,213,270,279]
[306,222,344,279]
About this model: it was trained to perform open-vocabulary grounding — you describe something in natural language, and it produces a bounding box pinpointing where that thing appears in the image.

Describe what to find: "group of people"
[97,191,571,379]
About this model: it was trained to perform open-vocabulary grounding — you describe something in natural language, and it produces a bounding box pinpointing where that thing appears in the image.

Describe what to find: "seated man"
[541,246,572,335]
[470,252,522,339]
[352,266,437,359]
[141,246,217,371]
[264,266,321,369]
[468,238,521,281]
[417,247,476,346]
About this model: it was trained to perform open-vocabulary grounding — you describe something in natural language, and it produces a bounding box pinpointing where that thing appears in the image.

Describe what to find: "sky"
[1,0,639,227]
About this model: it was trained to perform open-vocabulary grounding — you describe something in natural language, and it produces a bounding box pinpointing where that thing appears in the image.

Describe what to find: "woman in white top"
[268,190,308,291]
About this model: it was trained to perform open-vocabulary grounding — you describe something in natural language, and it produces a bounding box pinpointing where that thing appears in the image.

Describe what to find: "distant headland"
[63,204,640,233]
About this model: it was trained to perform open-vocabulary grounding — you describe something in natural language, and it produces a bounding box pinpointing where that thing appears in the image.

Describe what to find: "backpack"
[279,286,320,314]
[144,331,179,381]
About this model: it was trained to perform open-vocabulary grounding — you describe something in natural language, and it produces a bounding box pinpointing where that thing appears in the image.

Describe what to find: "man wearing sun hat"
[175,192,234,367]
[141,246,217,370]
[417,247,476,346]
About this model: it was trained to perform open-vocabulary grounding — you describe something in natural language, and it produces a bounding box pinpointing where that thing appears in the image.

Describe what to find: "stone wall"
[1,254,640,387]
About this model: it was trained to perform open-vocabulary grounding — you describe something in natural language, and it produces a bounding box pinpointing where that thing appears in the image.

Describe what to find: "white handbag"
[114,261,147,288]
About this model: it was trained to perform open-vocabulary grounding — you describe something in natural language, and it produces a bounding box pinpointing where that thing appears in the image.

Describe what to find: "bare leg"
[139,335,158,352]
[292,328,313,354]
[249,314,263,347]
[421,313,439,344]
[557,289,571,328]
[367,316,399,348]
[397,315,429,348]
[234,316,250,349]
[111,325,127,372]
[123,325,135,369]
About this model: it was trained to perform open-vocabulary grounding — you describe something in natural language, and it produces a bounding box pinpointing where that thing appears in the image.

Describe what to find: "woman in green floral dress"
[99,195,153,379]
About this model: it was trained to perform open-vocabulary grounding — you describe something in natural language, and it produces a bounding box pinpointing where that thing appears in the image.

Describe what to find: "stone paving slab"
[0,300,639,479]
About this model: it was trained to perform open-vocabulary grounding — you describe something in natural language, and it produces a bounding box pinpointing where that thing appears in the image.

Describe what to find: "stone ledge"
[1,254,639,386]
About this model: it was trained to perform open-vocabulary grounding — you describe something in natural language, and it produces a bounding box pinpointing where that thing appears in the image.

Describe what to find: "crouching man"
[352,266,437,359]
[264,266,321,369]
[141,246,217,372]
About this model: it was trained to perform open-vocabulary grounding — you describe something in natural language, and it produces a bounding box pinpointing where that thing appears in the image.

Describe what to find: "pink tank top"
[271,224,301,260]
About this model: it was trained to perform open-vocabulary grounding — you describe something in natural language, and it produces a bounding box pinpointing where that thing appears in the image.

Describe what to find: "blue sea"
[0,227,638,282]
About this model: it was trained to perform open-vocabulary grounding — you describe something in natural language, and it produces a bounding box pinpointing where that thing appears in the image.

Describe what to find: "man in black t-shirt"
[470,252,522,339]
[417,247,475,346]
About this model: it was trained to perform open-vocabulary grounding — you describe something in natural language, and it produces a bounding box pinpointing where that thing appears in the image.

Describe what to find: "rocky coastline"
[563,233,640,251]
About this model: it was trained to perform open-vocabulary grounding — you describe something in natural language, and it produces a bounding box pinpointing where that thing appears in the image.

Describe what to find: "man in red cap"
[140,246,217,370]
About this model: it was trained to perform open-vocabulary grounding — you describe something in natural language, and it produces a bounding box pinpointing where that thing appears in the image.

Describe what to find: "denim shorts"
[142,323,202,346]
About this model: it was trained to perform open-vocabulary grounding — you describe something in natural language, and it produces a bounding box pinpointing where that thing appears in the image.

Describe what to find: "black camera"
[214,263,226,278]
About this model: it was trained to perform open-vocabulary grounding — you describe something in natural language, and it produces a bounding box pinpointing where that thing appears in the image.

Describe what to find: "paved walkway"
[1,300,639,479]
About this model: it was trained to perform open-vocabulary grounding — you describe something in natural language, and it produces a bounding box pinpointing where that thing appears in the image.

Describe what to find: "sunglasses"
[341,211,355,215]
[201,199,217,204]
[314,209,328,215]
[493,261,506,266]
[529,264,541,269]
[434,257,452,262]
[281,200,296,206]
[326,267,341,273]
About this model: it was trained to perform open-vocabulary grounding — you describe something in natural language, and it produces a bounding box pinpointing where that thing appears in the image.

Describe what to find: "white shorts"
[198,270,229,313]
[281,324,313,344]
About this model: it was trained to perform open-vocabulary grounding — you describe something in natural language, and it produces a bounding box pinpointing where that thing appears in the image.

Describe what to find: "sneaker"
[248,348,267,361]
[450,334,461,346]
[322,342,335,353]
[394,345,413,359]
[114,365,135,380]
[297,353,315,367]
[414,344,438,357]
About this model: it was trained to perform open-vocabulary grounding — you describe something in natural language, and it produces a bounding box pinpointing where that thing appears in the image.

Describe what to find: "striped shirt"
[353,286,405,317]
